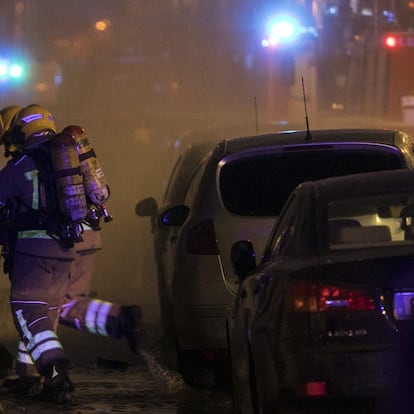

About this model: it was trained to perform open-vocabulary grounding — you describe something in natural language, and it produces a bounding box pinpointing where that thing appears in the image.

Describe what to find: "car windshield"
[328,193,414,250]
[219,149,404,216]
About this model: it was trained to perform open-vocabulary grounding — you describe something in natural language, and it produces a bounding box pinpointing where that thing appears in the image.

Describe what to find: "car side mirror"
[136,197,159,233]
[231,240,256,282]
[160,205,190,226]
[135,197,158,217]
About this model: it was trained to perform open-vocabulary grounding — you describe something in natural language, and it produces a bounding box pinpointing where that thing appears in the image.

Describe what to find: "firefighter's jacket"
[0,154,76,259]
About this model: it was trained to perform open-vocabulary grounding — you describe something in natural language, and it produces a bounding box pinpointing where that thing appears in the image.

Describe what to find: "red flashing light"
[382,32,414,48]
[384,34,398,48]
[408,1,414,9]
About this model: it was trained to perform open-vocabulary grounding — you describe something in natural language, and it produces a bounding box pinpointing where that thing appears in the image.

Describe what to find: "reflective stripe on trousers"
[61,298,112,336]
[15,309,64,364]
[85,299,112,336]
[16,340,34,366]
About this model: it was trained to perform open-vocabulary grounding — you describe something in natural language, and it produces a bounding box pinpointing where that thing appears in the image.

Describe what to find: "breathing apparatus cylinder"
[63,125,109,205]
[49,132,88,223]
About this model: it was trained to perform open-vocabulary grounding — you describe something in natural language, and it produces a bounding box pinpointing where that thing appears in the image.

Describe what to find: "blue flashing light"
[325,5,339,16]
[0,56,26,83]
[261,13,317,48]
[270,19,296,40]
[0,64,7,77]
[262,15,299,47]
[9,63,23,78]
[54,72,63,85]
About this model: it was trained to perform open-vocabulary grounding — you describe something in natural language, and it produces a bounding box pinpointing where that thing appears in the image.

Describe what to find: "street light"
[95,19,111,32]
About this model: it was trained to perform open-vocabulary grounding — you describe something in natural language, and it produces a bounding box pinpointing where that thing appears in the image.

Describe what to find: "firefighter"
[0,105,21,149]
[0,104,144,403]
[0,105,21,132]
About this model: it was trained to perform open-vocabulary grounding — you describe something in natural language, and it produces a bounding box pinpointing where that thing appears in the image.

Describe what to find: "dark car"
[136,128,414,387]
[228,168,414,413]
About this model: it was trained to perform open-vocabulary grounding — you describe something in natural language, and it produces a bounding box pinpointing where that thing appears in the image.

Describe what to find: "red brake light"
[287,280,375,312]
[185,219,219,255]
[304,381,326,397]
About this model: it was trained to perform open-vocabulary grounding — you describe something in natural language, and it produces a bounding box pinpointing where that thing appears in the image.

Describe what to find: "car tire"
[177,349,231,389]
[177,350,216,388]
[175,320,231,389]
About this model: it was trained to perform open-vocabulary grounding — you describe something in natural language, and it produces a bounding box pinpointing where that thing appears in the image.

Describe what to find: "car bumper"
[282,348,402,399]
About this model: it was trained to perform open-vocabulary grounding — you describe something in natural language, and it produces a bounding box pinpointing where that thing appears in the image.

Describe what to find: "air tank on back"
[63,125,110,205]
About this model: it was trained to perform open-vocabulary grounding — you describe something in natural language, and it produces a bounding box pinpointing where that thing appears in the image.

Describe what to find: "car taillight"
[185,219,219,255]
[287,280,375,312]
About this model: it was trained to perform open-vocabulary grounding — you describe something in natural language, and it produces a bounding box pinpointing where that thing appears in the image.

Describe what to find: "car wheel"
[177,349,231,389]
[175,320,231,389]
[177,350,216,388]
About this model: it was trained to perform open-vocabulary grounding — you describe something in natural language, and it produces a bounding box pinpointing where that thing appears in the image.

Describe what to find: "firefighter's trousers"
[59,249,122,336]
[10,253,72,376]
[13,250,122,377]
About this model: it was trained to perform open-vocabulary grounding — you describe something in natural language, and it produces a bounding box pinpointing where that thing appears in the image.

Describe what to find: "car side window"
[184,158,208,206]
[163,155,184,203]
[266,192,300,259]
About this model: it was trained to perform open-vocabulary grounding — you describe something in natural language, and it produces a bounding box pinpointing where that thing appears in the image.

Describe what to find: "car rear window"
[328,193,414,250]
[219,149,405,216]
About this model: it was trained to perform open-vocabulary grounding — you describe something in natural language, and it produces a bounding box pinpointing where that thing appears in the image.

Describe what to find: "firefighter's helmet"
[0,105,21,143]
[8,104,56,152]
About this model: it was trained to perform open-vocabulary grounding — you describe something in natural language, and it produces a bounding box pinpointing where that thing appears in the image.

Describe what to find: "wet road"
[0,364,391,414]
[0,355,233,414]
[0,356,388,414]
[0,332,390,414]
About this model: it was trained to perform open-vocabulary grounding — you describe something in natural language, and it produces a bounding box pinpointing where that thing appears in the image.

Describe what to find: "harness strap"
[18,226,93,240]
[79,149,95,161]
[17,230,51,239]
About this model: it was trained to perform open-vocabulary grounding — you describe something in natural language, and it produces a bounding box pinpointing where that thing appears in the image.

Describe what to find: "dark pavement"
[0,319,233,414]
[0,356,233,414]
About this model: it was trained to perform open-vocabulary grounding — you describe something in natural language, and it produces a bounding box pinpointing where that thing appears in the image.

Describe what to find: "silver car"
[136,128,414,387]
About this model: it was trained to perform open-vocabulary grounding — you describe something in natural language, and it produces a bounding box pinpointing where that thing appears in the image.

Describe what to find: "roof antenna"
[301,77,312,142]
[254,96,259,134]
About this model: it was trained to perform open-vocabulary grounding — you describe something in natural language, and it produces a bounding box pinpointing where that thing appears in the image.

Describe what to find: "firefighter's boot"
[121,305,145,354]
[38,361,74,404]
